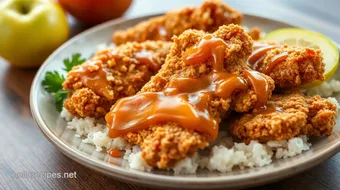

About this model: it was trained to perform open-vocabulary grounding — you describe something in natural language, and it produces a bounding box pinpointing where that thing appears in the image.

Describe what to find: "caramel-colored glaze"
[110,49,159,71]
[184,34,228,71]
[106,70,248,140]
[134,50,160,71]
[262,52,289,74]
[69,61,114,100]
[68,48,159,101]
[108,149,121,158]
[248,43,288,73]
[106,35,271,140]
[105,92,219,139]
[165,72,247,99]
[244,70,269,109]
[248,45,278,70]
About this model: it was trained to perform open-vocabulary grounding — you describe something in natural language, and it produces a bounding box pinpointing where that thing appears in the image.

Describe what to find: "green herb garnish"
[55,90,68,112]
[42,71,65,93]
[42,53,86,111]
[63,53,86,72]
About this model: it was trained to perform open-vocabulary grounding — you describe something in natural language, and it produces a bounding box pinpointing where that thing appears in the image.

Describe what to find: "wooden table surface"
[1,0,339,189]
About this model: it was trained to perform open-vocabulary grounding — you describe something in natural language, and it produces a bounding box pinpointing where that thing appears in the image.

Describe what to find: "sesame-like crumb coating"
[259,45,325,89]
[230,91,337,143]
[112,0,243,45]
[63,41,172,118]
[122,25,274,168]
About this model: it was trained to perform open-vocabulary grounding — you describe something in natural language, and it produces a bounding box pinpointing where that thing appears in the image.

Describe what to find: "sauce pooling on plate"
[106,35,271,140]
[109,149,121,158]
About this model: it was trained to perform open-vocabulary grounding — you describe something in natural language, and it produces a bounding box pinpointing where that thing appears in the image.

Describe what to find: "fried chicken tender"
[121,24,274,168]
[63,41,172,118]
[253,45,325,89]
[124,123,209,168]
[64,88,111,118]
[247,27,261,40]
[112,0,242,45]
[230,91,338,143]
[307,95,338,136]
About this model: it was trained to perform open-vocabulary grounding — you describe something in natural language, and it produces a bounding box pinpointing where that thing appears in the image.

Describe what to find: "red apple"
[58,0,132,25]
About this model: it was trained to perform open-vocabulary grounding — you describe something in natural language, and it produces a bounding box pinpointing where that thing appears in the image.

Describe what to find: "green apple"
[0,0,69,68]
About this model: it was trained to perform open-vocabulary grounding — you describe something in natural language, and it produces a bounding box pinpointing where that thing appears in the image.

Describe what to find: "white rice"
[61,108,312,174]
[123,146,152,172]
[60,92,332,174]
[172,135,310,174]
[59,41,339,174]
[267,136,311,159]
[61,108,129,152]
[173,153,200,174]
[305,79,340,97]
[60,108,74,121]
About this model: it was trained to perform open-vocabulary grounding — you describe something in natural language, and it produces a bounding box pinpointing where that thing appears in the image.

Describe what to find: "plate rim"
[30,13,340,189]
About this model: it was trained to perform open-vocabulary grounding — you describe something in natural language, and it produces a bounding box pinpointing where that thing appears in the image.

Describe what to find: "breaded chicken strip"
[247,27,261,41]
[112,0,242,45]
[307,95,338,136]
[230,91,338,143]
[63,41,172,118]
[112,24,274,168]
[64,88,112,118]
[249,44,325,89]
[124,123,210,168]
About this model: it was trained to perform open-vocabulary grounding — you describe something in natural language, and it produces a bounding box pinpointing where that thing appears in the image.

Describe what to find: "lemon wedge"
[261,28,339,88]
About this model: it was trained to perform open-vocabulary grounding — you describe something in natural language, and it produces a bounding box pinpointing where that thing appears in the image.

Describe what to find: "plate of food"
[30,0,340,189]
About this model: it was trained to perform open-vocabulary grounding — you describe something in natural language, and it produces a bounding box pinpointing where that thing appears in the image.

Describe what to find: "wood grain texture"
[0,0,339,189]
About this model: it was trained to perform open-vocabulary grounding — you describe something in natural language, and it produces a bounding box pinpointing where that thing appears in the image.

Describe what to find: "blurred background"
[1,0,340,68]
[0,0,339,190]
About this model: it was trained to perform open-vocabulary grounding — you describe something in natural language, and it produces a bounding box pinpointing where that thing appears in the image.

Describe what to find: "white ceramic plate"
[30,14,340,189]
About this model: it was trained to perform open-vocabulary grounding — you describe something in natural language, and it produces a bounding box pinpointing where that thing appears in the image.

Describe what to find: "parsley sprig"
[63,53,86,72]
[42,71,65,93]
[42,53,86,111]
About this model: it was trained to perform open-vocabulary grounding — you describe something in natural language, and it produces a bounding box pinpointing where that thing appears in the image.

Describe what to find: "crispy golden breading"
[63,41,172,118]
[124,123,209,168]
[256,45,325,89]
[112,0,243,45]
[230,91,337,143]
[307,95,338,136]
[121,24,275,168]
[64,88,111,118]
[247,27,261,41]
